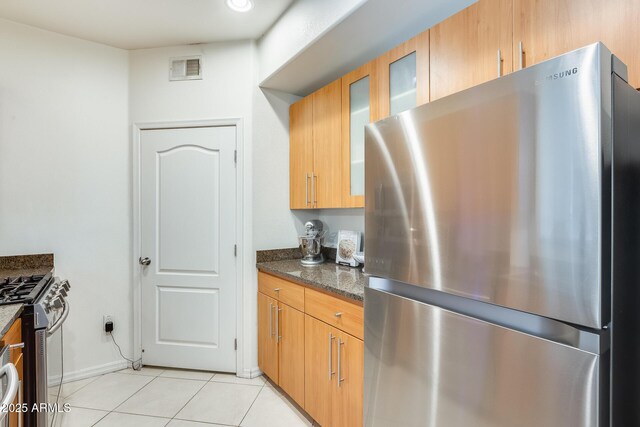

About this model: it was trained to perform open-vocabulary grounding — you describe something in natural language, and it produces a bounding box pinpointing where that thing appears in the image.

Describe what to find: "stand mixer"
[299,220,325,266]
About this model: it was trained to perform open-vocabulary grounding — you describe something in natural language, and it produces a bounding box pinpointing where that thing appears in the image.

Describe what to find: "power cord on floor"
[109,331,142,371]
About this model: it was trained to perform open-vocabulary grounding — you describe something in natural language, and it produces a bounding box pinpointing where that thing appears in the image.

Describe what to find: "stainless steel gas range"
[0,273,71,426]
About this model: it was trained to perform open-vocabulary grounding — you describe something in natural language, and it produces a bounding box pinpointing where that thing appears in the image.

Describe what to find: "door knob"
[139,257,151,266]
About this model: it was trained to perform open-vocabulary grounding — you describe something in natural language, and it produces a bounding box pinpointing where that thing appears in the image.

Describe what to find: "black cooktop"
[0,272,52,305]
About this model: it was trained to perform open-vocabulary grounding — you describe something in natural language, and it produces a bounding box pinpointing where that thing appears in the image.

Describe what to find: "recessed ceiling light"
[226,0,253,12]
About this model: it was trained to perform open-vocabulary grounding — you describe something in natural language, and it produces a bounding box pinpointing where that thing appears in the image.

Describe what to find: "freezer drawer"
[364,287,604,427]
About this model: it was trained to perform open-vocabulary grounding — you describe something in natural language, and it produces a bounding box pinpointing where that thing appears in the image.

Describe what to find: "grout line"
[109,374,158,413]
[108,409,173,420]
[237,383,265,426]
[168,375,210,421]
[56,374,103,400]
[90,408,111,427]
[157,375,215,382]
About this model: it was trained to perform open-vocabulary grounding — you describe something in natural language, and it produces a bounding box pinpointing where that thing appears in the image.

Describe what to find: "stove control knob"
[61,280,71,291]
[49,297,64,310]
[57,289,68,297]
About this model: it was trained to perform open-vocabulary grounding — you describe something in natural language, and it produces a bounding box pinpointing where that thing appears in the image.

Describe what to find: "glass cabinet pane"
[389,52,417,116]
[350,76,370,196]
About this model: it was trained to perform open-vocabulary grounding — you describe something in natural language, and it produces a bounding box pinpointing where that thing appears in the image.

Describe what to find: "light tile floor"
[51,367,313,427]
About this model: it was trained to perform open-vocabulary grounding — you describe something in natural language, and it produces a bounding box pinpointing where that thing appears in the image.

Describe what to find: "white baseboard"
[239,366,262,379]
[59,360,128,384]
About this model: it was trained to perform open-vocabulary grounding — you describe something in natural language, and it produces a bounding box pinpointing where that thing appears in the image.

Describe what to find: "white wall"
[129,41,258,376]
[257,0,366,86]
[0,19,131,377]
[252,87,315,250]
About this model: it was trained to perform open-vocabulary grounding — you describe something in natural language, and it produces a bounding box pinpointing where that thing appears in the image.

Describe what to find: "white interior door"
[140,125,237,372]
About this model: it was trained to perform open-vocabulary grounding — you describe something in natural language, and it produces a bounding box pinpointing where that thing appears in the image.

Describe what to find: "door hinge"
[234,150,237,164]
[234,244,237,257]
[234,338,237,350]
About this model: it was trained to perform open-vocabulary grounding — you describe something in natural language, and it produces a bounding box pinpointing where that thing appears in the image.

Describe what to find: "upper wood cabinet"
[313,80,343,208]
[514,0,640,88]
[377,30,430,119]
[341,60,378,208]
[430,0,513,101]
[289,79,342,209]
[289,96,313,209]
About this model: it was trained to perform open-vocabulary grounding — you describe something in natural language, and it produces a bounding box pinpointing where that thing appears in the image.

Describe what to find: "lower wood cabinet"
[258,271,364,426]
[278,302,305,406]
[257,291,305,407]
[257,293,278,381]
[305,315,363,427]
[304,315,334,426]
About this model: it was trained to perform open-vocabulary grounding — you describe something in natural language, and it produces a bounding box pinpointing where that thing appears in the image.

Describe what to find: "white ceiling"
[0,0,295,50]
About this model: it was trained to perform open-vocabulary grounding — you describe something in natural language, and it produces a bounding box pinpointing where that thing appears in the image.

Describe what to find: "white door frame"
[132,118,245,375]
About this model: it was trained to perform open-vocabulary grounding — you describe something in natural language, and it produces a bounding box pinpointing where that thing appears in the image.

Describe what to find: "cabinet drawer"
[258,272,305,311]
[305,288,363,339]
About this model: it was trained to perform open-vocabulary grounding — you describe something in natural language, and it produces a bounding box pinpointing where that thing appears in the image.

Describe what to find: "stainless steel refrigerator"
[364,43,640,427]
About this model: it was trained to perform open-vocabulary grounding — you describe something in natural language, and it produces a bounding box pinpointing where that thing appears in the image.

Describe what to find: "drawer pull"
[337,338,345,387]
[334,312,342,318]
[274,288,281,292]
[328,333,335,379]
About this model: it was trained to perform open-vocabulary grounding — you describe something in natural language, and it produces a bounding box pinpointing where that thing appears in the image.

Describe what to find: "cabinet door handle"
[497,49,502,77]
[305,173,310,206]
[337,338,345,387]
[328,333,335,379]
[311,174,316,207]
[269,303,274,337]
[518,41,524,70]
[277,307,282,343]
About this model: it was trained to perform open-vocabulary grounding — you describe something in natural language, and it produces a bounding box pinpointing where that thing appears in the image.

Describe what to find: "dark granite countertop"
[0,304,24,338]
[0,254,54,280]
[257,259,366,302]
[0,254,54,337]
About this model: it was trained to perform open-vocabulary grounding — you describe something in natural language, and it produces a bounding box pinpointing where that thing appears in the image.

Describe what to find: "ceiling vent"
[169,56,203,81]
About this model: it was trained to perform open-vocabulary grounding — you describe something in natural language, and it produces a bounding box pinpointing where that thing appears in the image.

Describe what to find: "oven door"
[43,301,69,427]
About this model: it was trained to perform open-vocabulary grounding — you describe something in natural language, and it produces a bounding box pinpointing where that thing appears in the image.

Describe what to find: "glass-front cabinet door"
[342,60,378,208]
[378,30,430,119]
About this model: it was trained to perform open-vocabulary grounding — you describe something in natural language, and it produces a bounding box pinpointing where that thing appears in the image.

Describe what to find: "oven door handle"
[0,362,18,421]
[47,300,70,337]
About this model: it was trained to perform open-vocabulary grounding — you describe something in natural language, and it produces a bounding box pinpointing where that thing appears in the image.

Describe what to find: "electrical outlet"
[103,314,113,333]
